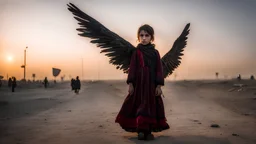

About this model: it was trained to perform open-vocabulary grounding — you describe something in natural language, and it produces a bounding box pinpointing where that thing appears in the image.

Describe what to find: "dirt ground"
[0,79,255,144]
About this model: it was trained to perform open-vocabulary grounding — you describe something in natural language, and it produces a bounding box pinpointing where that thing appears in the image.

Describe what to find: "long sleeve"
[155,50,164,86]
[126,50,137,84]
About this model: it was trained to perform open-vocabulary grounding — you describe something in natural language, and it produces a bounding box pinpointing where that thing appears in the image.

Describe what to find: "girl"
[67,2,189,140]
[115,24,170,140]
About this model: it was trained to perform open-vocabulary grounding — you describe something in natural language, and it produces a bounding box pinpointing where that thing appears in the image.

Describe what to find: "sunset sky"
[0,0,255,81]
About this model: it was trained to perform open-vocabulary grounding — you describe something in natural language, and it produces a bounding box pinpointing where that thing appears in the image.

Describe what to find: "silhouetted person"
[44,77,49,88]
[12,77,17,92]
[237,74,241,81]
[8,78,12,87]
[74,76,81,94]
[71,78,75,90]
[215,72,219,79]
[250,75,254,80]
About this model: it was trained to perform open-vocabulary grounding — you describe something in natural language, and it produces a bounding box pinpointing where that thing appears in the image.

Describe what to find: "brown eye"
[145,34,149,37]
[140,34,144,37]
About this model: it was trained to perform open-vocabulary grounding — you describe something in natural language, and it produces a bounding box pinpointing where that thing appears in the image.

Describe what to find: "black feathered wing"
[67,3,136,73]
[161,23,190,78]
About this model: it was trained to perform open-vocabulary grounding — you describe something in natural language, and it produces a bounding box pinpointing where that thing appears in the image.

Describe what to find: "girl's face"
[138,30,152,45]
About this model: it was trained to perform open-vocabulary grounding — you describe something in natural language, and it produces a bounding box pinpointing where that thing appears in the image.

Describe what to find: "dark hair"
[137,24,154,42]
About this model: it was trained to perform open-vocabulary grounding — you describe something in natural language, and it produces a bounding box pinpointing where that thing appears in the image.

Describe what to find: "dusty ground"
[0,79,255,144]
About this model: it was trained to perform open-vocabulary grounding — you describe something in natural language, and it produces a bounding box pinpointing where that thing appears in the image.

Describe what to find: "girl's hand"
[128,83,134,95]
[155,85,162,96]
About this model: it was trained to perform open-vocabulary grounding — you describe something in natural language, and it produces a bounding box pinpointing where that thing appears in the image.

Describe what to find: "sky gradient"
[0,0,255,81]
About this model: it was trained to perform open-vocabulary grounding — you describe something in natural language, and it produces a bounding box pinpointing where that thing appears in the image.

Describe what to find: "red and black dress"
[115,43,170,133]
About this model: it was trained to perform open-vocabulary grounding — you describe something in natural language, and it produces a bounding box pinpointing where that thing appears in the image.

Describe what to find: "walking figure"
[44,77,49,88]
[74,76,81,94]
[12,77,17,92]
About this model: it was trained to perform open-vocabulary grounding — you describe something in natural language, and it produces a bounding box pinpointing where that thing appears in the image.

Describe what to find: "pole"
[24,46,28,81]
